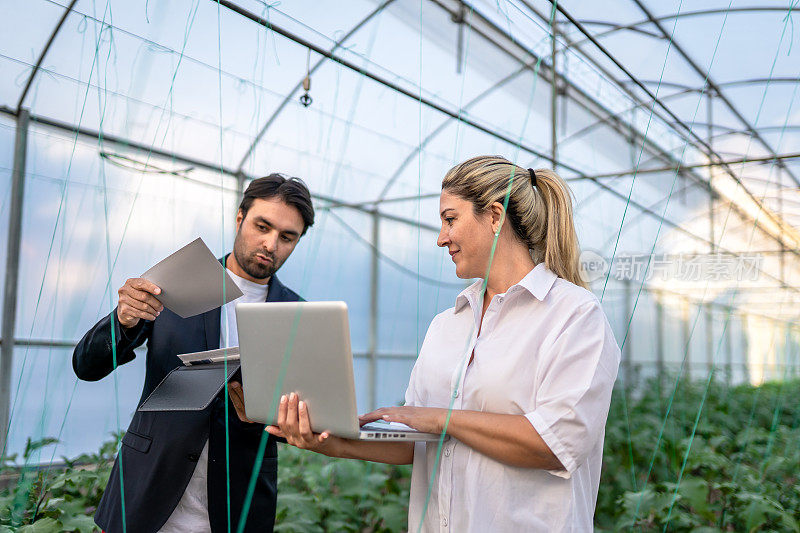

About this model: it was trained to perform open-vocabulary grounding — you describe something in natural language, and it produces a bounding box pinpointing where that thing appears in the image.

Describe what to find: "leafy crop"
[597,376,800,532]
[2,377,798,532]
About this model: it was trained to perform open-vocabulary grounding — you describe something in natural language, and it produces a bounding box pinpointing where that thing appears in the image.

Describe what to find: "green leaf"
[57,513,98,533]
[742,499,770,532]
[16,517,61,533]
[678,476,713,520]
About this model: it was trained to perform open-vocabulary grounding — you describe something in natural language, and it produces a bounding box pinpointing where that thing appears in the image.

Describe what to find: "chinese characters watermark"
[579,250,763,283]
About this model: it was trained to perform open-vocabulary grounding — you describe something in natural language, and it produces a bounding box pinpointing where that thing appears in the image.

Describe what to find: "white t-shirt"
[405,263,621,532]
[159,269,269,532]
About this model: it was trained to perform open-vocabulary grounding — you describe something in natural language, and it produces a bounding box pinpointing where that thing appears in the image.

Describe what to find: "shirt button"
[444,447,451,457]
[452,389,459,398]
[442,517,448,527]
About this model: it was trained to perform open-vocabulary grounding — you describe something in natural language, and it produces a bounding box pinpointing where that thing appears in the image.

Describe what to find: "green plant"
[595,376,800,532]
[274,445,411,532]
[0,435,118,532]
[2,378,799,532]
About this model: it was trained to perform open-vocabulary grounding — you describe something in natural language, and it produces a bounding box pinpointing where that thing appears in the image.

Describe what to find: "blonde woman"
[267,156,621,531]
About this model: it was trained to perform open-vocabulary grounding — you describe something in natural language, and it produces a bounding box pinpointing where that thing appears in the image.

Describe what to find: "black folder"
[138,361,241,412]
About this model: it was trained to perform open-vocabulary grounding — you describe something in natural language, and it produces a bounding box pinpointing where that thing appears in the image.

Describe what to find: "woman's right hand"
[265,392,344,456]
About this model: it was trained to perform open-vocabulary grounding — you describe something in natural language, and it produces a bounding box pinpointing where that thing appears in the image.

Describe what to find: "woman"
[267,156,621,531]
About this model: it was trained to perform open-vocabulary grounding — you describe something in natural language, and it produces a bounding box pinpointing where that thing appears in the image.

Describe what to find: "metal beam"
[705,303,713,373]
[376,58,539,201]
[9,105,790,294]
[1,109,30,455]
[682,298,691,380]
[516,1,800,272]
[574,7,799,44]
[383,1,766,256]
[655,290,664,392]
[629,0,800,191]
[16,0,77,112]
[234,0,394,173]
[217,0,799,270]
[576,6,800,45]
[561,92,800,149]
[215,0,560,167]
[623,279,632,387]
[725,313,732,384]
[442,0,697,183]
[368,212,379,411]
[0,105,435,233]
[624,77,800,93]
[566,152,800,180]
[544,0,795,244]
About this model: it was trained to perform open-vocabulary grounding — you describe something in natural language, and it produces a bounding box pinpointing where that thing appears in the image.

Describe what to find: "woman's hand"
[265,392,344,456]
[359,406,449,435]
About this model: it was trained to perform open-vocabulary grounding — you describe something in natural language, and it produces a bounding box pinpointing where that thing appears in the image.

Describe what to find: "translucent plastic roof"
[2,0,800,458]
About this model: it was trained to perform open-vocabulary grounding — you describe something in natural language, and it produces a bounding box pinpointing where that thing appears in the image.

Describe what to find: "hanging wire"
[660,10,800,526]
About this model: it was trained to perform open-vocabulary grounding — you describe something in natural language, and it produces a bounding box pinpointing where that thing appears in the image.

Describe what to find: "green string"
[660,13,800,526]
[416,5,556,531]
[91,0,200,324]
[598,0,684,303]
[213,2,233,530]
[0,0,110,462]
[3,2,115,525]
[627,0,739,522]
[91,2,129,530]
[235,6,390,529]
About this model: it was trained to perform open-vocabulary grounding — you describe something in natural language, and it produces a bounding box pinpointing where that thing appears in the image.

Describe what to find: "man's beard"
[232,232,280,280]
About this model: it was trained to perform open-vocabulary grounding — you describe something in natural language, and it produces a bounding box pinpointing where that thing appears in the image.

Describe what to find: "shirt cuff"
[525,410,577,479]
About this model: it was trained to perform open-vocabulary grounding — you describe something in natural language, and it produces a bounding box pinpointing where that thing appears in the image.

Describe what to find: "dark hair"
[239,174,315,235]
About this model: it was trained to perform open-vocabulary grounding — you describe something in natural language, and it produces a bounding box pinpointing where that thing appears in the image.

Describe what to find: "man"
[73,174,315,533]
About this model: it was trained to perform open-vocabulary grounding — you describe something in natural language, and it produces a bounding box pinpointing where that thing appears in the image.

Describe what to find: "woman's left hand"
[359,406,450,435]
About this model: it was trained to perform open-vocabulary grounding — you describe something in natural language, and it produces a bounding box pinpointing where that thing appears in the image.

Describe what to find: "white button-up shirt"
[405,264,621,532]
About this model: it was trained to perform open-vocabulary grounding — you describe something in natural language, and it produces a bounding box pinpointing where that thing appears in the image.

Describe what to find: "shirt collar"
[454,279,484,313]
[517,262,558,301]
[453,263,558,312]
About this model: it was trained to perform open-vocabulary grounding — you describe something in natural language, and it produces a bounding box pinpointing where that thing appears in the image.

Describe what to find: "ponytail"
[531,168,587,289]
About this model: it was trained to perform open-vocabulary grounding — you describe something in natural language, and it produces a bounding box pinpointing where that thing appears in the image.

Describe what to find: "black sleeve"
[72,308,153,382]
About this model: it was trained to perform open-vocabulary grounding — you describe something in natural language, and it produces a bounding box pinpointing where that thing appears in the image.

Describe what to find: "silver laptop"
[235,301,444,441]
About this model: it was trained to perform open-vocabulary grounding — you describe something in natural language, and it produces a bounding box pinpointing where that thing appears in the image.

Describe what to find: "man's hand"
[117,278,164,329]
[229,381,254,423]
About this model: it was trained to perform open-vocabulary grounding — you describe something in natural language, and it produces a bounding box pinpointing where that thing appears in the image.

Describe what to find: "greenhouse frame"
[1,0,799,530]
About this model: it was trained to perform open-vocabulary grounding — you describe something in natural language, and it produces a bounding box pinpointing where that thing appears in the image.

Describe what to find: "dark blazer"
[73,266,301,533]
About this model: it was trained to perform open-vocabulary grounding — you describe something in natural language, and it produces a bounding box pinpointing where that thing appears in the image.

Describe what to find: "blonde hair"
[442,155,587,289]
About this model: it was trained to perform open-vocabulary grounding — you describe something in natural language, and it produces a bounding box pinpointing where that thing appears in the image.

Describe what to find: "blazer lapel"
[203,307,221,351]
[266,274,285,302]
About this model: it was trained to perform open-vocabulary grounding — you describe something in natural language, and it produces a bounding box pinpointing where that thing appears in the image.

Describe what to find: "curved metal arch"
[629,0,800,192]
[376,59,542,201]
[622,77,800,94]
[705,125,800,145]
[572,6,799,46]
[740,175,800,191]
[558,85,800,154]
[17,0,78,112]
